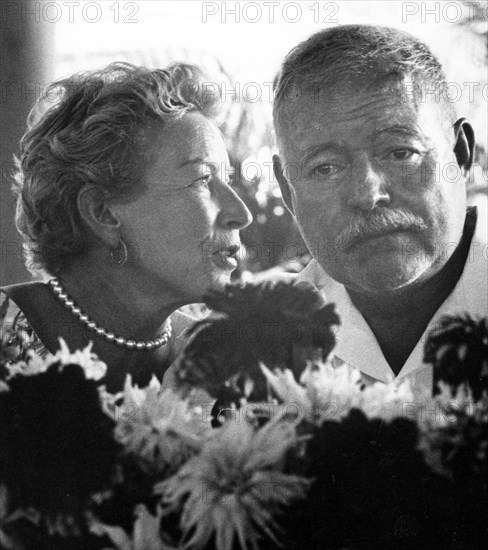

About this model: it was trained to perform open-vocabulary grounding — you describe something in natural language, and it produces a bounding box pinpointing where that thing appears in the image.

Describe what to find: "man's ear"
[273,154,295,216]
[453,118,475,175]
[77,185,121,248]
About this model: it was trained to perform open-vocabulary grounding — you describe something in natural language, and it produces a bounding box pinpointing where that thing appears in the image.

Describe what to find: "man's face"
[275,83,467,295]
[111,112,252,305]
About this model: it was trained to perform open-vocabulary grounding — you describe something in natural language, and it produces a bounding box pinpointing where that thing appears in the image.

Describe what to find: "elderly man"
[273,25,487,394]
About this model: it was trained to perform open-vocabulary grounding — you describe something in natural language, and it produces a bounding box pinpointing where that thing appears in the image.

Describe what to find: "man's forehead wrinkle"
[297,101,416,135]
[326,90,411,116]
[373,124,425,142]
[282,115,425,161]
[277,85,440,159]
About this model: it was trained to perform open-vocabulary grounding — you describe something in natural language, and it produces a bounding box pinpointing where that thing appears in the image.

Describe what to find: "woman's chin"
[192,269,235,299]
[210,269,235,288]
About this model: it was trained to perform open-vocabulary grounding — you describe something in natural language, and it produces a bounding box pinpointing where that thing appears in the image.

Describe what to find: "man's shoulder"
[458,201,488,315]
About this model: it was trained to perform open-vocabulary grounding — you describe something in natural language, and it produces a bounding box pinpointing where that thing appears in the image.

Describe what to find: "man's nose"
[348,155,391,211]
[217,184,253,230]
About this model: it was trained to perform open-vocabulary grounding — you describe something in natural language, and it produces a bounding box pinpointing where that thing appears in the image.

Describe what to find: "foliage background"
[2,1,486,284]
[53,1,488,274]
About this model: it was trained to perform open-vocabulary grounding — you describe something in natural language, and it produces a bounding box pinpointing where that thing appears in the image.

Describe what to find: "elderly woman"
[0,62,252,391]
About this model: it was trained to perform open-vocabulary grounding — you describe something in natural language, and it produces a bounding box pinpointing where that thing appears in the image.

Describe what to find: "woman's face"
[111,112,252,304]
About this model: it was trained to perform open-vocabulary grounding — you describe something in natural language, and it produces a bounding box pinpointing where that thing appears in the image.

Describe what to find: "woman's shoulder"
[164,306,205,367]
[1,281,50,312]
[170,304,209,338]
[171,309,197,338]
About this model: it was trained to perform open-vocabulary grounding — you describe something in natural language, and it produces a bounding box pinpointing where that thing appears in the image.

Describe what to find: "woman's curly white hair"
[13,62,222,275]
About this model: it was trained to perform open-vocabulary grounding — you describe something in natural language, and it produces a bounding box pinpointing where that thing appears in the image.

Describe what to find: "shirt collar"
[298,204,488,383]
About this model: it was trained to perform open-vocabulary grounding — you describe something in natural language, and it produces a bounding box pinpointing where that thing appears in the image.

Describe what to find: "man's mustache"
[335,209,428,250]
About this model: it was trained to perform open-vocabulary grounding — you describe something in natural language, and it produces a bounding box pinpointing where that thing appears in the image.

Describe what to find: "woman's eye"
[190,173,212,188]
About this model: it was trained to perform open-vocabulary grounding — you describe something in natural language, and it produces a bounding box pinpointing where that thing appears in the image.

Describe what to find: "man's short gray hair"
[273,24,457,135]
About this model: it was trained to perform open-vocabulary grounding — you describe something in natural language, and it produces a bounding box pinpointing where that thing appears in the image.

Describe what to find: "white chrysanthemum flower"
[262,361,363,423]
[155,417,309,550]
[98,386,124,419]
[4,339,106,381]
[302,361,364,423]
[260,363,312,421]
[357,378,415,421]
[114,375,212,472]
[89,504,172,550]
[4,354,39,378]
[434,382,477,412]
[51,339,107,380]
[262,359,417,425]
[420,382,481,430]
[417,383,488,479]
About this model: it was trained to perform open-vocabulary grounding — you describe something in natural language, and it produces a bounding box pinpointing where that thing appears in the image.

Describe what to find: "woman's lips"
[211,243,240,270]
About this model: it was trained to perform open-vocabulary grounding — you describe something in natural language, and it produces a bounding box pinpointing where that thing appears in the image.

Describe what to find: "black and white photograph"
[0,1,487,548]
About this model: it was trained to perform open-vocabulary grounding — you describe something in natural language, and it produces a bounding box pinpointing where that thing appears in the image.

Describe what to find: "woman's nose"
[217,184,253,230]
[348,155,391,211]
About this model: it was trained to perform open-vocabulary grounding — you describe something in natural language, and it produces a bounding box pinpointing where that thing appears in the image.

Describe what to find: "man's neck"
[347,208,476,375]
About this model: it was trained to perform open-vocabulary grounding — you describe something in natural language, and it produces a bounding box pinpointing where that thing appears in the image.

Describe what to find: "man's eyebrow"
[301,143,343,163]
[374,125,422,138]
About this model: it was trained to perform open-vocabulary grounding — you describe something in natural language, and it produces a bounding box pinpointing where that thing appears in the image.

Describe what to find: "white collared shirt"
[297,201,488,396]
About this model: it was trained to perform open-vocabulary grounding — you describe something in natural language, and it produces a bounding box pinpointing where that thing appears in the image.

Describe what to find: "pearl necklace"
[48,278,172,350]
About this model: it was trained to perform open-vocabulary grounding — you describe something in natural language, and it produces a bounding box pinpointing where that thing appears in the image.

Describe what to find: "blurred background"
[1,0,487,285]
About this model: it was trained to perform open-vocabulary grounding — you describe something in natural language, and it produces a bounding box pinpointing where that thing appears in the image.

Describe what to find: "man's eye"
[389,149,420,162]
[313,163,341,178]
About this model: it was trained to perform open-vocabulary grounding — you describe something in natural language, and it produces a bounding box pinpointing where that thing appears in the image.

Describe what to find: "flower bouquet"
[0,280,487,550]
